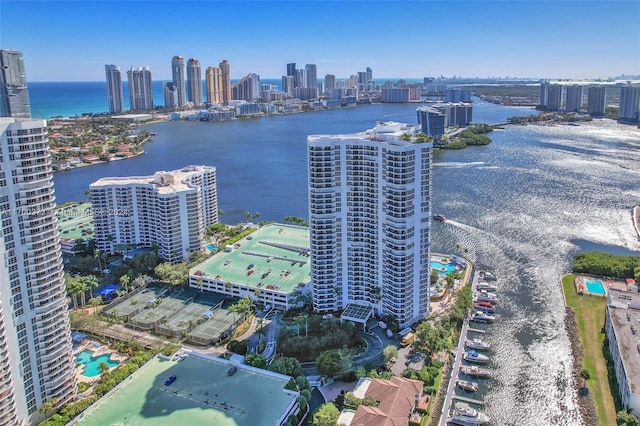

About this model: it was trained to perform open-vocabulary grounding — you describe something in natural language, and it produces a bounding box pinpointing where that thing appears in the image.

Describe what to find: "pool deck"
[574,274,626,298]
[73,339,127,384]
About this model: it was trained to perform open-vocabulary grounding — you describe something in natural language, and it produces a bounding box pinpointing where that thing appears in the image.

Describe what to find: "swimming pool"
[206,243,217,251]
[585,279,606,295]
[430,260,457,275]
[75,350,120,377]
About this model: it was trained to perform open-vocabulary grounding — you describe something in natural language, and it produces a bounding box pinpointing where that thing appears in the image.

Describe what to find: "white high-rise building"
[307,122,432,327]
[126,66,153,111]
[0,117,77,425]
[105,64,124,114]
[90,166,218,263]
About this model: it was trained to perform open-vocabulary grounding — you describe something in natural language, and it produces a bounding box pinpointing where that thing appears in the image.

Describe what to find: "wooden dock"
[467,328,485,334]
[452,395,484,405]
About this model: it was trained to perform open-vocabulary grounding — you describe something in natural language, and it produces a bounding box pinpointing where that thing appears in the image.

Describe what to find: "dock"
[467,328,485,334]
[452,395,484,405]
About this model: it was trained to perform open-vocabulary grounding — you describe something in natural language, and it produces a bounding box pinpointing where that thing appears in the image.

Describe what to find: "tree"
[39,397,59,418]
[119,274,131,292]
[228,296,255,321]
[617,410,640,426]
[256,318,267,345]
[245,211,252,222]
[311,403,339,426]
[65,274,80,310]
[245,354,267,369]
[269,357,303,378]
[382,345,398,364]
[99,361,110,378]
[316,349,352,377]
[294,315,308,338]
[430,269,440,285]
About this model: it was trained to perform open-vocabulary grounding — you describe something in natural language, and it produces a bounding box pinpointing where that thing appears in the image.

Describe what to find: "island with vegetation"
[47,117,152,171]
[438,124,495,150]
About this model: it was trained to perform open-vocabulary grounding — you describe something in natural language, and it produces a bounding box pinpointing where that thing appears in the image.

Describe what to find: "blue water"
[75,350,119,377]
[585,279,606,295]
[430,260,457,275]
[206,243,217,251]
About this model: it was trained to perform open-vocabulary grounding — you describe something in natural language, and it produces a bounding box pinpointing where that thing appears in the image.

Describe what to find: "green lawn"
[562,274,616,426]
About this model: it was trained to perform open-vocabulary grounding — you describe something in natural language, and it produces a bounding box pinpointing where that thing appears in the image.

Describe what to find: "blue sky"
[2,1,639,81]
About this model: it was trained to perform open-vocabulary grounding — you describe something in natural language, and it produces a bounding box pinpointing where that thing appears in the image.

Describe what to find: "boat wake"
[433,161,486,168]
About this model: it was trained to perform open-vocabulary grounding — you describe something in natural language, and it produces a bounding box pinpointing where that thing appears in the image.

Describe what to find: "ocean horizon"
[27,79,426,119]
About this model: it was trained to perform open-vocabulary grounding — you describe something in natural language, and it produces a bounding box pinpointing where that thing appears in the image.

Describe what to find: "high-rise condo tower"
[105,64,124,114]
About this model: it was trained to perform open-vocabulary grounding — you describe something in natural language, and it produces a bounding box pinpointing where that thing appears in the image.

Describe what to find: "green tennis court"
[74,353,298,426]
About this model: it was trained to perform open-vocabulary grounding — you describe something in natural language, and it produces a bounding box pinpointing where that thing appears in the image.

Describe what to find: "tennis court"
[187,300,237,345]
[73,353,298,426]
[103,286,168,320]
[129,288,192,330]
[157,293,227,338]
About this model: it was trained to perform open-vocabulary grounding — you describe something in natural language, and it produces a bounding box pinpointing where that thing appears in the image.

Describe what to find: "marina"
[440,269,498,426]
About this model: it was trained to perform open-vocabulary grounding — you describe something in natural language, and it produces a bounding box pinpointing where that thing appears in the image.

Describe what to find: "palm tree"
[119,274,131,293]
[39,397,59,418]
[76,278,89,307]
[99,361,110,378]
[65,274,80,310]
[256,318,266,345]
[244,211,252,222]
[83,275,100,300]
[445,271,460,294]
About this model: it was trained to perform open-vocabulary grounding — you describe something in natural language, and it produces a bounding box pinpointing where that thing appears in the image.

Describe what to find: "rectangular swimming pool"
[585,279,606,295]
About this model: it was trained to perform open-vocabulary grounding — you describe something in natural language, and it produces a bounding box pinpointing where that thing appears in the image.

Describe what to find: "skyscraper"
[565,85,583,112]
[205,66,222,105]
[417,106,446,140]
[282,75,294,98]
[305,64,317,90]
[324,74,336,91]
[163,82,178,109]
[307,122,432,328]
[286,62,297,87]
[105,64,124,114]
[127,66,153,111]
[220,60,231,105]
[231,73,260,102]
[546,84,563,111]
[0,49,31,118]
[619,85,640,124]
[0,51,76,425]
[171,56,186,107]
[186,58,203,106]
[90,166,218,263]
[587,85,607,117]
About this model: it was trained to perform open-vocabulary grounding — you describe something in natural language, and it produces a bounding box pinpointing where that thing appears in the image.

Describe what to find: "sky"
[1,0,639,82]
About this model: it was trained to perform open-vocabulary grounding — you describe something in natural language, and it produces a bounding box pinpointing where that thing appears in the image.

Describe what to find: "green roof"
[76,353,297,426]
[57,202,94,242]
[191,224,311,294]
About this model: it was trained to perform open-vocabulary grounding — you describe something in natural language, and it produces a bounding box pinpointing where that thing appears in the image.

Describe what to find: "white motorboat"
[465,338,491,351]
[475,290,498,304]
[463,350,490,364]
[457,379,479,392]
[476,282,498,292]
[481,271,497,281]
[451,402,491,425]
[471,311,495,323]
[460,365,490,378]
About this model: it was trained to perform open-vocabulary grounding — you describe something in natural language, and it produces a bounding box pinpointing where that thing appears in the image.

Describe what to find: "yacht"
[433,214,446,222]
[463,350,490,364]
[465,338,491,351]
[471,311,495,323]
[481,271,497,281]
[473,303,495,314]
[476,282,498,292]
[460,365,490,378]
[456,379,479,392]
[475,290,498,304]
[451,402,491,425]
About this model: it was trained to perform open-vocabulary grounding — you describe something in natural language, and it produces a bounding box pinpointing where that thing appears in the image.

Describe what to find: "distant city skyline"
[1,1,639,82]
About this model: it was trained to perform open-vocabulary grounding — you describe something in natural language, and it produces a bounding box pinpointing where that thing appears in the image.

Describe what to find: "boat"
[473,303,495,314]
[456,379,479,392]
[471,311,495,323]
[475,290,498,304]
[463,350,490,364]
[465,338,491,351]
[451,402,491,425]
[480,271,497,281]
[476,282,498,292]
[433,214,446,222]
[474,301,495,309]
[460,365,490,378]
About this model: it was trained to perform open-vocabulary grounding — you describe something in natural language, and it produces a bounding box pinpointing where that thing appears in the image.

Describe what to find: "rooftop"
[343,376,423,426]
[308,121,429,146]
[90,165,213,195]
[607,288,640,393]
[57,202,94,242]
[76,352,298,426]
[191,223,310,294]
